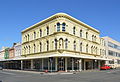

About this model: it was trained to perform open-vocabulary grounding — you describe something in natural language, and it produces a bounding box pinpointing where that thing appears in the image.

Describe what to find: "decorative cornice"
[21,13,100,34]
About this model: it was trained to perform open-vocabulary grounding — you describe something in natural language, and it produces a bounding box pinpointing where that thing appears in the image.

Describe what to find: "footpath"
[3,69,103,75]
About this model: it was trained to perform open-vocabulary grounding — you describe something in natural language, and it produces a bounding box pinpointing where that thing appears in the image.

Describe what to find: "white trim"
[0,54,111,61]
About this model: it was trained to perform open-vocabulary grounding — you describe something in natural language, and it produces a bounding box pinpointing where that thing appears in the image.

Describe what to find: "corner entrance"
[58,57,65,71]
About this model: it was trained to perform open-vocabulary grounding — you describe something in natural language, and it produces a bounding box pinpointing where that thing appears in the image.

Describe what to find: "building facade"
[9,47,14,59]
[103,36,120,68]
[21,13,107,72]
[0,47,6,60]
[4,48,9,59]
[14,43,22,58]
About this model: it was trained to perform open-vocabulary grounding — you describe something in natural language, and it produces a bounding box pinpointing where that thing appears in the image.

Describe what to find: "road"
[0,69,120,82]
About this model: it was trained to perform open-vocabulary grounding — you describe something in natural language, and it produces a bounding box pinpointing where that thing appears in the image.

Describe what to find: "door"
[58,57,65,71]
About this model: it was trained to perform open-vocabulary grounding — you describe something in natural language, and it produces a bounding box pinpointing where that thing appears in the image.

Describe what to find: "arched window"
[55,39,57,50]
[80,43,82,52]
[34,44,36,53]
[91,46,93,54]
[59,38,63,49]
[74,41,76,51]
[28,34,29,41]
[86,44,88,53]
[24,47,26,54]
[86,32,88,39]
[92,35,94,41]
[96,47,97,54]
[25,35,27,41]
[100,49,102,55]
[46,26,49,35]
[57,23,60,32]
[80,30,82,37]
[40,29,42,37]
[47,41,49,51]
[62,23,66,32]
[65,39,68,49]
[40,42,42,52]
[73,27,75,35]
[28,45,30,54]
[26,46,28,54]
[94,36,96,41]
[34,32,36,39]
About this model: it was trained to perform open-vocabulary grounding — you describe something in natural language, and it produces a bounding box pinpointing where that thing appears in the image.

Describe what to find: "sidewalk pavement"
[3,69,102,75]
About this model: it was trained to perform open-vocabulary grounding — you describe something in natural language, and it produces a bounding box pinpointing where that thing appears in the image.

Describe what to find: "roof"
[22,13,100,33]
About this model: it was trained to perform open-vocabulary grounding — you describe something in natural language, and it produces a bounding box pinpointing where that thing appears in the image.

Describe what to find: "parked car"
[108,65,116,69]
[0,66,3,70]
[100,65,111,70]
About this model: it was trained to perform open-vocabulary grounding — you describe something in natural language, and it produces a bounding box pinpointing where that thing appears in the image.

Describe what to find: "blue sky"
[0,0,120,48]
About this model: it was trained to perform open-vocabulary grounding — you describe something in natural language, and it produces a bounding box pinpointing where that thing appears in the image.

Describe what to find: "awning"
[4,53,111,61]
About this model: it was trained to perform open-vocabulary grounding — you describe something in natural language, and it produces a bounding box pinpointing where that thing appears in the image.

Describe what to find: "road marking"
[1,71,16,75]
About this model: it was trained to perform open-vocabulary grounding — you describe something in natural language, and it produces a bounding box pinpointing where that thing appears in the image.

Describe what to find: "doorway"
[58,57,65,71]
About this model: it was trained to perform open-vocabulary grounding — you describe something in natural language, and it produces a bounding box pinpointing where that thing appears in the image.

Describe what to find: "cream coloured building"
[21,13,107,71]
[103,36,120,68]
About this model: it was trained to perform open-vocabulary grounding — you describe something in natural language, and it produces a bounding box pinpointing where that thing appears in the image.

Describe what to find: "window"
[25,35,27,41]
[94,36,96,41]
[80,30,82,37]
[109,60,114,64]
[34,44,36,53]
[59,38,63,49]
[55,39,57,50]
[86,44,88,53]
[28,45,30,54]
[40,42,42,52]
[100,49,102,55]
[46,27,49,35]
[91,46,93,54]
[86,32,88,39]
[80,43,82,52]
[26,46,28,54]
[73,27,75,35]
[92,35,94,41]
[34,32,36,39]
[40,29,42,37]
[96,47,97,54]
[62,23,66,31]
[74,41,76,51]
[24,47,26,54]
[47,41,49,51]
[65,39,68,49]
[57,23,60,32]
[28,34,29,41]
[108,50,114,56]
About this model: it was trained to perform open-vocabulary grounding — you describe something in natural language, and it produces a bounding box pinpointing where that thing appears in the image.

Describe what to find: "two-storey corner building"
[21,13,108,72]
[103,36,120,68]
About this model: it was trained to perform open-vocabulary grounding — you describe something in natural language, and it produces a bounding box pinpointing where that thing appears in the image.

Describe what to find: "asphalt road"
[0,69,120,82]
